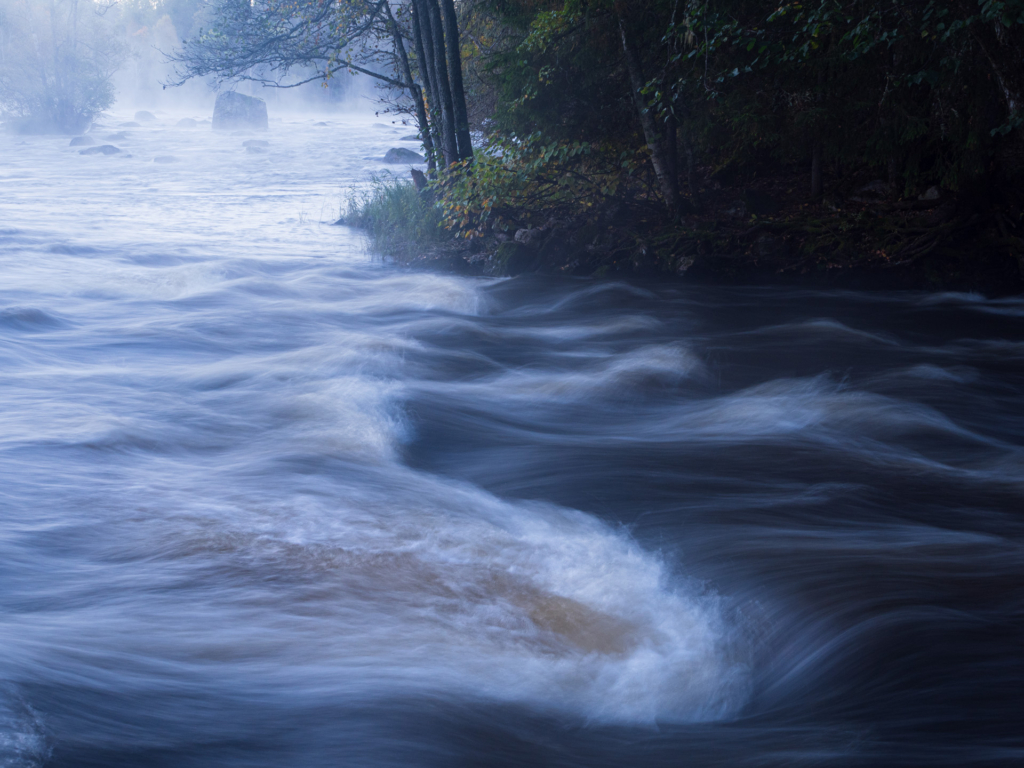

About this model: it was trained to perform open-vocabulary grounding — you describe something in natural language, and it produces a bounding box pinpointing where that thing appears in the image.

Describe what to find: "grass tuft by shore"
[340,174,443,260]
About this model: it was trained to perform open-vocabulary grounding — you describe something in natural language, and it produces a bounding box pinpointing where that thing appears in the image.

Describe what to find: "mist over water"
[1,111,1023,766]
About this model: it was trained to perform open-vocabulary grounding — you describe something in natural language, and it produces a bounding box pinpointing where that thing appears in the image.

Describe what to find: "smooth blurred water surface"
[0,113,1022,767]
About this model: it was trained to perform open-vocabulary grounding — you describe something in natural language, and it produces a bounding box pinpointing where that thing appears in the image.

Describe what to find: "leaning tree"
[169,0,473,169]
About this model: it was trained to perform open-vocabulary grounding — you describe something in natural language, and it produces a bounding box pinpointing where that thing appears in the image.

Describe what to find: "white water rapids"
[0,112,751,763]
[4,109,1023,768]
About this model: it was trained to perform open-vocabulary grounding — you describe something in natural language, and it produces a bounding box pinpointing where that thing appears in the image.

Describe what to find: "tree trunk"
[615,5,680,219]
[811,142,823,199]
[680,117,701,210]
[421,0,458,166]
[385,3,435,175]
[665,111,678,194]
[410,1,443,173]
[811,68,825,199]
[438,0,473,160]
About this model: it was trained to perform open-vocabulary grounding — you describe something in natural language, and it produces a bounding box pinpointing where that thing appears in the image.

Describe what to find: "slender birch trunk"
[384,3,436,174]
[615,4,680,219]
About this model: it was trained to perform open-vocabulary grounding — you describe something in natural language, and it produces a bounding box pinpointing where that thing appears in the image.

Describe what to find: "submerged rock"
[242,139,269,148]
[119,122,142,128]
[383,147,424,164]
[134,111,156,122]
[212,92,269,131]
[153,156,178,163]
[69,136,95,147]
[400,134,420,141]
[175,118,197,129]
[79,145,121,155]
[104,132,128,142]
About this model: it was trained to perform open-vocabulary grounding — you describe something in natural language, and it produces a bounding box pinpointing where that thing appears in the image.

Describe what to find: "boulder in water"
[153,156,178,163]
[79,145,121,155]
[383,147,424,164]
[134,111,156,122]
[246,145,266,154]
[212,92,268,131]
[69,136,95,147]
[242,139,269,148]
[105,132,128,141]
[176,118,197,129]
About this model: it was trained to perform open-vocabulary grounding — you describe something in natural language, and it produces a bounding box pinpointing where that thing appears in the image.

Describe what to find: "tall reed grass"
[342,173,443,259]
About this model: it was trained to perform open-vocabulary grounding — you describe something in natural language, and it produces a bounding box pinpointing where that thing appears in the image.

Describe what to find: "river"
[1,113,1022,766]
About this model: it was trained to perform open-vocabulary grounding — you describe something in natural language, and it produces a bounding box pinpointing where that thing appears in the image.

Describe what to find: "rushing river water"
[1,113,1022,767]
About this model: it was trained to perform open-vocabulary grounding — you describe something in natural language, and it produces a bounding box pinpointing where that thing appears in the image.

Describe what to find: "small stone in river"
[69,136,95,147]
[314,121,328,126]
[119,122,142,128]
[79,145,121,155]
[176,118,197,128]
[242,139,269,148]
[153,156,178,163]
[134,111,156,122]
[246,145,266,154]
[105,132,128,141]
[383,147,424,164]
[400,134,420,141]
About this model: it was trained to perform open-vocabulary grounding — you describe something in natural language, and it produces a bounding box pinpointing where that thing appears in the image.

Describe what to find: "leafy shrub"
[0,0,128,133]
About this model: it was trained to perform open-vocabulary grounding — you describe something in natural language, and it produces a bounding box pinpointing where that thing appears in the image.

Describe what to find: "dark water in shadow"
[1,116,1022,767]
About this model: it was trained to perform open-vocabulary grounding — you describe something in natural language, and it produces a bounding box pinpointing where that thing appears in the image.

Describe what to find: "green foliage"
[660,0,1024,189]
[344,174,445,258]
[464,0,1024,211]
[436,132,645,235]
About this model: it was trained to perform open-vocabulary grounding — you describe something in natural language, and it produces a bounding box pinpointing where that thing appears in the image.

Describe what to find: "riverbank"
[347,169,1024,296]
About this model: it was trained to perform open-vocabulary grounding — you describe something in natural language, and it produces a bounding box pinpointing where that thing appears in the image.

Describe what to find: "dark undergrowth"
[341,168,1024,295]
